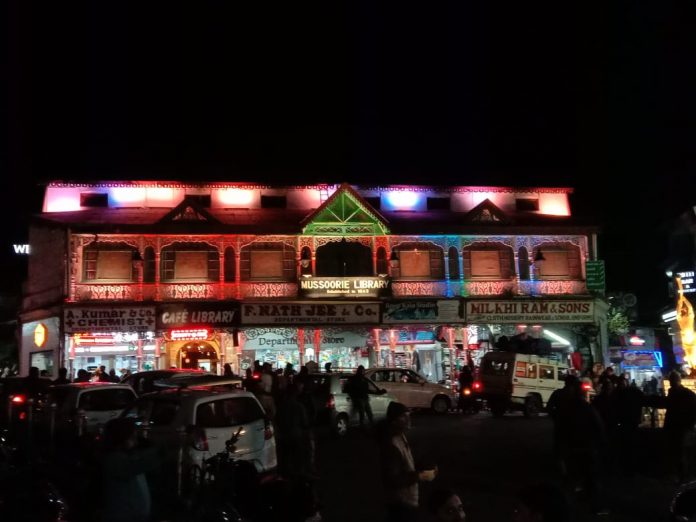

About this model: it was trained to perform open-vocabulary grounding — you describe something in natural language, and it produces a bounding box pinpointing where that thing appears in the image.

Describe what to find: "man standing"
[663,371,696,482]
[347,365,373,427]
[380,402,436,522]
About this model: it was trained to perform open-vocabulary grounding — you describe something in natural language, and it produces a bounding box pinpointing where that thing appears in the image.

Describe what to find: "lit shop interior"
[67,332,158,376]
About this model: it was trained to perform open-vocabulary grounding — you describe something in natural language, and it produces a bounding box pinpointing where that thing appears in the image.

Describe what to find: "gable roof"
[465,199,510,224]
[157,196,221,225]
[301,183,390,235]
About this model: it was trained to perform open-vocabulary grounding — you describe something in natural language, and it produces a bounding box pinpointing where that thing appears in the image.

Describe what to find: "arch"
[316,240,373,277]
[392,241,445,279]
[83,241,138,282]
[376,247,388,276]
[240,241,296,281]
[143,246,156,283]
[178,341,219,373]
[224,247,236,282]
[448,246,460,280]
[534,241,582,279]
[160,242,220,282]
[518,247,530,281]
[462,241,515,280]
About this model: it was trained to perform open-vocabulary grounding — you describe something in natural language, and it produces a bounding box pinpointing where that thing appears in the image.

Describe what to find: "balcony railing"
[72,278,587,302]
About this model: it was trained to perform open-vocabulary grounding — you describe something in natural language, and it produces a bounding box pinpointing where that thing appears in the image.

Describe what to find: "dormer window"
[515,198,539,211]
[80,193,109,208]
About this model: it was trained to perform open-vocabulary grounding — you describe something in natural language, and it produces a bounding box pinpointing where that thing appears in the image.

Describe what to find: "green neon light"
[303,189,390,236]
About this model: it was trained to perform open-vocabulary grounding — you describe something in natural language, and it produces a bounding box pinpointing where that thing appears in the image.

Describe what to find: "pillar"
[154,338,162,371]
[235,251,242,299]
[236,330,245,374]
[388,329,397,367]
[444,253,452,297]
[373,328,382,367]
[218,248,225,300]
[136,339,144,372]
[297,328,305,367]
[154,251,161,301]
[313,328,322,363]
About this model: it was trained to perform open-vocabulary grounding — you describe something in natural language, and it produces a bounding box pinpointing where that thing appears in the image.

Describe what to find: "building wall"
[22,226,66,312]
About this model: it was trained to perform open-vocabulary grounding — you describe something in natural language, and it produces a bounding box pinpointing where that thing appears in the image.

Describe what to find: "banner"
[465,300,594,323]
[383,300,462,324]
[241,327,370,350]
[299,276,390,298]
[157,302,239,329]
[241,302,380,325]
[64,306,156,333]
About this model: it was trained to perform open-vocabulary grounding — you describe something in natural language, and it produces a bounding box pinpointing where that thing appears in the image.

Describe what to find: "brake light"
[19,412,26,421]
[252,372,261,380]
[191,428,209,451]
[326,394,335,410]
[473,381,482,391]
[582,383,592,391]
[10,395,26,404]
[463,388,471,396]
[264,420,274,441]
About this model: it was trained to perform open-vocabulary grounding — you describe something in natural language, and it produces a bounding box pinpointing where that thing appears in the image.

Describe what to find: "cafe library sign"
[465,300,595,323]
[299,276,389,298]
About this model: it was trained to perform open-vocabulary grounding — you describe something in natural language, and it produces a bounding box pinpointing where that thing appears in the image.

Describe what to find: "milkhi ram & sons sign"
[465,300,595,323]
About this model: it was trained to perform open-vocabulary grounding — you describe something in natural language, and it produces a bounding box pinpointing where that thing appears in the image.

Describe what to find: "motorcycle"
[457,381,483,414]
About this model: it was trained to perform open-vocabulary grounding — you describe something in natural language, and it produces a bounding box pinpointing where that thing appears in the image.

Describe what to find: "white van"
[480,351,569,417]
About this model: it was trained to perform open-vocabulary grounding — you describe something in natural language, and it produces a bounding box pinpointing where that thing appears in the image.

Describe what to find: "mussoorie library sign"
[465,300,595,323]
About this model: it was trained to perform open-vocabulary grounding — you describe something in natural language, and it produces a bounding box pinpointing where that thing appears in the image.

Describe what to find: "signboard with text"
[299,276,390,298]
[585,260,606,291]
[241,327,370,350]
[157,302,239,329]
[383,300,462,324]
[241,302,381,325]
[64,306,156,333]
[465,300,595,323]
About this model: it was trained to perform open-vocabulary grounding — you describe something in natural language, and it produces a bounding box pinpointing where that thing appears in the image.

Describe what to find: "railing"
[517,280,588,296]
[238,282,298,298]
[391,281,449,297]
[74,283,138,301]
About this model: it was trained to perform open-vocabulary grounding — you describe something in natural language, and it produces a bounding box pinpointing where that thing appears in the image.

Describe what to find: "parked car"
[304,372,397,436]
[364,368,457,413]
[480,351,569,417]
[46,382,137,434]
[121,369,208,396]
[154,374,243,392]
[121,388,277,478]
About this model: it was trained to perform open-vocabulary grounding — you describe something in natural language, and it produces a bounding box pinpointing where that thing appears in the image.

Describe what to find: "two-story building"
[19,181,609,381]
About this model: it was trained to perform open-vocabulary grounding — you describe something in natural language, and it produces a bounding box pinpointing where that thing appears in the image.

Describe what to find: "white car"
[47,382,137,434]
[364,368,457,413]
[122,388,277,477]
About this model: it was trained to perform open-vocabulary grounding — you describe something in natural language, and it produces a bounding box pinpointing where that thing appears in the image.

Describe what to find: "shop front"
[380,299,465,382]
[239,301,381,370]
[156,302,239,373]
[63,305,158,378]
[463,298,609,372]
[20,317,61,377]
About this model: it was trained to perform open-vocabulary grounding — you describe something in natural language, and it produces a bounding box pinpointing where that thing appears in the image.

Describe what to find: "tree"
[607,307,630,337]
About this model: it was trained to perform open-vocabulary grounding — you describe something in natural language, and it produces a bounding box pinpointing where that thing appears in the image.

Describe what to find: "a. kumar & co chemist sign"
[465,300,595,323]
[64,306,156,333]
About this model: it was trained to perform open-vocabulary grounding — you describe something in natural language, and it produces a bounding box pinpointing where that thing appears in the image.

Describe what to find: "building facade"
[20,181,609,381]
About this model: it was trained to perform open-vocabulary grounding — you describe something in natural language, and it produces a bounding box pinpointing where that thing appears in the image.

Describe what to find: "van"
[480,351,569,417]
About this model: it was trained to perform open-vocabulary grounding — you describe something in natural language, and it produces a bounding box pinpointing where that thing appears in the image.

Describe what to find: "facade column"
[154,338,162,370]
[514,251,521,295]
[313,328,322,363]
[311,251,317,276]
[373,328,382,367]
[136,253,144,301]
[136,339,143,372]
[218,248,225,300]
[154,251,161,301]
[388,329,397,367]
[444,253,452,297]
[235,251,241,299]
[297,328,305,367]
[458,252,465,296]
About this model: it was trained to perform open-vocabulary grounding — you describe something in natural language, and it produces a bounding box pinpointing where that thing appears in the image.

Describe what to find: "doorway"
[178,342,219,373]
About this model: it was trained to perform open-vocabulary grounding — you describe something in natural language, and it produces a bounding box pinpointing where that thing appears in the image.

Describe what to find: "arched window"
[376,247,388,276]
[240,242,296,281]
[448,247,460,280]
[316,240,373,277]
[518,247,530,281]
[160,242,219,282]
[224,247,236,282]
[83,242,137,282]
[143,247,156,283]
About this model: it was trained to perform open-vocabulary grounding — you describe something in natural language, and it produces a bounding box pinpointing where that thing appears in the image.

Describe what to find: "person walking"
[380,402,436,522]
[223,363,234,377]
[663,371,696,483]
[612,375,645,476]
[347,365,373,427]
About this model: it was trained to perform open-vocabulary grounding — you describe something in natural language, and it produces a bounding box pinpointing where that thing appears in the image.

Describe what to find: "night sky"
[4,2,696,321]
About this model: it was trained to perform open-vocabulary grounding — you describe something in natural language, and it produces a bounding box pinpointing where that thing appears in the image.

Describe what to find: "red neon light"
[170,328,210,341]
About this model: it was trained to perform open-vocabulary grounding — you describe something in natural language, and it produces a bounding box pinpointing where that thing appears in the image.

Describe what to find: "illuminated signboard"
[169,328,211,341]
[34,323,47,348]
[13,244,30,255]
[678,271,695,294]
[299,276,390,298]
